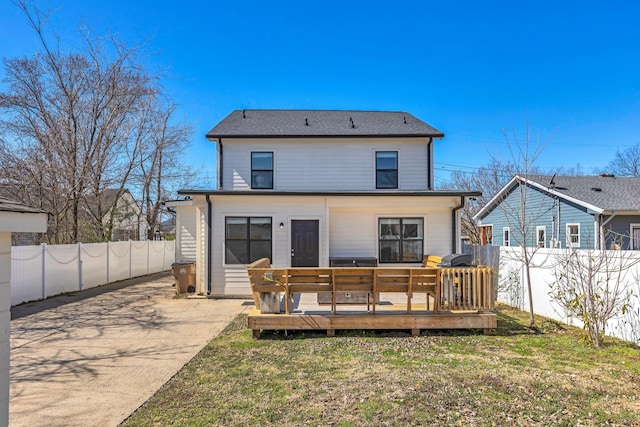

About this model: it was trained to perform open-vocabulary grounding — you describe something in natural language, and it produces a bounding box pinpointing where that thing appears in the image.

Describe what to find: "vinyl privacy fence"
[498,246,640,345]
[11,240,175,306]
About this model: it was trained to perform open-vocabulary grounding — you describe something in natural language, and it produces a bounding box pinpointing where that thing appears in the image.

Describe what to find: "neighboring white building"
[90,189,146,241]
[0,198,47,427]
[168,109,479,296]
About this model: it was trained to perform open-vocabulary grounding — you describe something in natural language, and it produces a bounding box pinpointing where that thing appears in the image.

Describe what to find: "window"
[379,218,423,263]
[566,223,580,248]
[376,151,398,189]
[251,152,273,189]
[536,226,546,248]
[503,227,510,247]
[631,225,640,250]
[225,217,272,264]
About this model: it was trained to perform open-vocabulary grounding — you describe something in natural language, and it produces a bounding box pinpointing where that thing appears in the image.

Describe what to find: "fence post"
[41,243,46,300]
[78,242,83,291]
[129,240,132,279]
[147,240,150,275]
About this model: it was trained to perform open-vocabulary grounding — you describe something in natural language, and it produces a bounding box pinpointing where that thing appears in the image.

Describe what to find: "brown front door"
[291,220,319,267]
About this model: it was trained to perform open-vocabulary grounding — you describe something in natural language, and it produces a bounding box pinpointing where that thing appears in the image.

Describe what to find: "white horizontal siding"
[222,137,431,191]
[176,206,198,262]
[194,194,459,296]
[329,203,454,263]
[209,195,328,296]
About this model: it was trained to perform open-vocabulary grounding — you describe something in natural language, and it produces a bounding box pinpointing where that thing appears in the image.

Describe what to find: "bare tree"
[446,159,518,244]
[549,243,638,347]
[606,143,640,177]
[137,101,193,240]
[0,1,191,243]
[492,120,550,328]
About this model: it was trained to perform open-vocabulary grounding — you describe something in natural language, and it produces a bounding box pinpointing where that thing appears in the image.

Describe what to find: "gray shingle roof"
[527,175,640,211]
[0,197,47,214]
[206,109,444,139]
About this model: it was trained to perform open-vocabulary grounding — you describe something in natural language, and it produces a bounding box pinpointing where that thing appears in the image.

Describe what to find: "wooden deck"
[246,258,497,338]
[248,307,497,338]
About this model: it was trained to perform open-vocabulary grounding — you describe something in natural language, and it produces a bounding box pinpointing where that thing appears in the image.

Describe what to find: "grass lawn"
[122,304,640,426]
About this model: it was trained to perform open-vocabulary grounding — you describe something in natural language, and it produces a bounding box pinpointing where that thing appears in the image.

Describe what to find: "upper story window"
[379,218,423,263]
[376,151,398,189]
[566,223,580,248]
[251,152,273,189]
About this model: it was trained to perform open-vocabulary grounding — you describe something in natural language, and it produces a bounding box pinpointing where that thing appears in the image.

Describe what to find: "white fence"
[11,240,175,306]
[498,247,640,345]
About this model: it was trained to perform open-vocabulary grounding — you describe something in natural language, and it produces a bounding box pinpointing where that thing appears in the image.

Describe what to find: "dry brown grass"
[122,304,640,426]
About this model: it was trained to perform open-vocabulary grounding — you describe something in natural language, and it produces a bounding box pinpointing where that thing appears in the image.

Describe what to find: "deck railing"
[247,259,495,314]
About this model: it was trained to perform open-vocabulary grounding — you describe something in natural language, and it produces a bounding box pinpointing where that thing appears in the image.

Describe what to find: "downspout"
[218,139,224,189]
[206,194,212,295]
[427,137,434,190]
[452,196,465,253]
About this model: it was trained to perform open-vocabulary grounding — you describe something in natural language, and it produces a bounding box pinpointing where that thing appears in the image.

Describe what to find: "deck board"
[248,304,497,338]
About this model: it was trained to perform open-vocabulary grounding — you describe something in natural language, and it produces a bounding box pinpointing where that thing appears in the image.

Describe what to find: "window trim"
[630,223,640,250]
[566,223,580,248]
[224,216,272,265]
[503,227,510,247]
[536,225,546,248]
[378,217,424,263]
[375,151,398,189]
[251,151,274,190]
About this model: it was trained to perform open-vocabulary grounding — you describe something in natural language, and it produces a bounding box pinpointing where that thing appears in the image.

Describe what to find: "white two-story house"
[169,109,480,296]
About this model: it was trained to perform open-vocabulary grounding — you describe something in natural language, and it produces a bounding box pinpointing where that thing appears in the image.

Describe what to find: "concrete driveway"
[9,273,249,427]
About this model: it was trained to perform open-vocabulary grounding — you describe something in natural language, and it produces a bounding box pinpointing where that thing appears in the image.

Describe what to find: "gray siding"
[602,215,640,249]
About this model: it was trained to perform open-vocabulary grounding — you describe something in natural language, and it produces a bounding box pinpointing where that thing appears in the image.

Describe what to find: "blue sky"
[1,0,639,188]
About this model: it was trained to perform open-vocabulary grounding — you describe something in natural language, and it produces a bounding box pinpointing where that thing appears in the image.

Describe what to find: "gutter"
[452,196,465,253]
[206,194,212,295]
[178,189,481,197]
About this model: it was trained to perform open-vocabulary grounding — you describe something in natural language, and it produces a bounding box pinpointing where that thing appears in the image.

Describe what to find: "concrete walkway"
[9,273,249,427]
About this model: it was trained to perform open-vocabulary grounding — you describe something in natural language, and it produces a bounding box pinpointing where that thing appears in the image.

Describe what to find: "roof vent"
[403,116,407,124]
[599,173,615,178]
[591,187,602,192]
[305,118,309,126]
[242,109,246,119]
[349,117,355,129]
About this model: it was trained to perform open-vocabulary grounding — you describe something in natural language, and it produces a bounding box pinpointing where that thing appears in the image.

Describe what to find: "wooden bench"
[372,268,410,313]
[247,258,273,309]
[248,259,491,316]
[409,268,440,313]
[331,268,375,314]
[287,268,333,314]
[422,255,442,268]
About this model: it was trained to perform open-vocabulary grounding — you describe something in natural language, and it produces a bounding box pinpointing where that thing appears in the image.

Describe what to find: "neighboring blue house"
[474,174,640,250]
